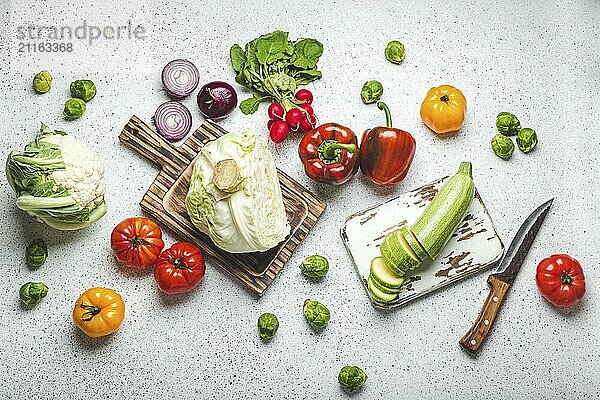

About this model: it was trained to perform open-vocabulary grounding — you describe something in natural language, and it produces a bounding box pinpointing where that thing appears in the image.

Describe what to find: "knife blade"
[459,198,554,354]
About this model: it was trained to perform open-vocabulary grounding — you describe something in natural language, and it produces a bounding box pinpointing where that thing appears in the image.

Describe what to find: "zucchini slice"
[411,162,475,259]
[370,257,405,289]
[370,274,401,294]
[400,226,430,261]
[379,233,404,276]
[380,230,421,274]
[367,276,398,303]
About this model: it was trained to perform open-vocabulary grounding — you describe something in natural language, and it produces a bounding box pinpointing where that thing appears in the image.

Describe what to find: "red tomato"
[154,242,205,294]
[111,217,164,269]
[536,254,586,308]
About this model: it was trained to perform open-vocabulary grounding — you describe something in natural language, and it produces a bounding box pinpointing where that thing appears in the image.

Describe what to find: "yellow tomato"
[73,287,125,338]
[420,85,467,135]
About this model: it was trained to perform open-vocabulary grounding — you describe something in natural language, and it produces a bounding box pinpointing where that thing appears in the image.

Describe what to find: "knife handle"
[460,275,511,355]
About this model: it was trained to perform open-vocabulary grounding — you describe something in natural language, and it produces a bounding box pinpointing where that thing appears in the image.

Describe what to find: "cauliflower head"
[42,133,105,207]
[6,123,107,230]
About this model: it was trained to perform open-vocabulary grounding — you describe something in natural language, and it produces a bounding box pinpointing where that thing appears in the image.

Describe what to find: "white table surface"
[1,0,599,399]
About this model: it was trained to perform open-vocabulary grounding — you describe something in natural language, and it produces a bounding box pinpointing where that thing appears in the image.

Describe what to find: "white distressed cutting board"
[340,176,504,310]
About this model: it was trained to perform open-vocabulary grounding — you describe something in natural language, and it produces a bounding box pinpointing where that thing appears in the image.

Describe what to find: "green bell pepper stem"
[377,101,393,128]
[319,141,357,161]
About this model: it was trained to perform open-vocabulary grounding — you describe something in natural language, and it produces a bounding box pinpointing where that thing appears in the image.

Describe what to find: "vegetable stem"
[127,235,150,248]
[79,303,101,321]
[377,102,393,128]
[560,271,573,285]
[457,162,472,178]
[280,97,296,112]
[440,94,450,102]
[171,257,191,271]
[319,140,357,163]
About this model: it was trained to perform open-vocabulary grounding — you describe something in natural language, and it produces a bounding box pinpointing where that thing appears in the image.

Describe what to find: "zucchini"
[370,257,405,289]
[400,226,430,261]
[411,162,474,259]
[367,276,398,303]
[370,274,401,294]
[380,230,420,275]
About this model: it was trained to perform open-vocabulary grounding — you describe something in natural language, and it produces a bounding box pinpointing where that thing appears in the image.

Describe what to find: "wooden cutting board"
[341,176,504,309]
[119,116,326,296]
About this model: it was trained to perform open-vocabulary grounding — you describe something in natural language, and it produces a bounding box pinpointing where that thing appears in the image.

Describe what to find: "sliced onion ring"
[152,101,192,142]
[161,59,199,98]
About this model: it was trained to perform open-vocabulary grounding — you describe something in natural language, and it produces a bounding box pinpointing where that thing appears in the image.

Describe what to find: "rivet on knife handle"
[459,275,511,354]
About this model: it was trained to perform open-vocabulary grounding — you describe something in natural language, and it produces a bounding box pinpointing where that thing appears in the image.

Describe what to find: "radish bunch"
[267,89,317,144]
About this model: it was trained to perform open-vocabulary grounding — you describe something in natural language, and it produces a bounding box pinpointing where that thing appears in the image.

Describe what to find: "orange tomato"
[420,85,467,135]
[73,287,125,338]
[111,217,164,269]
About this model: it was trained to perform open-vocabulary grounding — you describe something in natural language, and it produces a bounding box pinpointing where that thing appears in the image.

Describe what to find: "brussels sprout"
[70,79,97,102]
[33,71,52,93]
[517,128,538,153]
[63,98,86,120]
[491,134,515,160]
[384,41,405,64]
[257,313,279,340]
[361,80,384,104]
[25,239,47,268]
[496,112,521,136]
[300,255,329,278]
[338,366,368,391]
[303,299,330,330]
[19,282,48,305]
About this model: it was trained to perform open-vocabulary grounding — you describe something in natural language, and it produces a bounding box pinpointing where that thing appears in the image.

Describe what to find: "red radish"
[285,108,304,131]
[299,103,314,115]
[300,117,314,133]
[295,89,313,104]
[268,120,275,130]
[270,120,290,143]
[268,103,285,120]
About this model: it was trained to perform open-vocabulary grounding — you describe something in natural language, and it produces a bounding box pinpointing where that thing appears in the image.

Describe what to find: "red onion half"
[152,101,192,142]
[161,59,199,98]
[197,81,238,119]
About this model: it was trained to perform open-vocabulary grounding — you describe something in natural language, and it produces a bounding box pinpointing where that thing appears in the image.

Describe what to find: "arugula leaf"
[239,94,263,115]
[230,44,246,73]
[290,39,323,69]
[256,31,288,65]
[294,69,322,85]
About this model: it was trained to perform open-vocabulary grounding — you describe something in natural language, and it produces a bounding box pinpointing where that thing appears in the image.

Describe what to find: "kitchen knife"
[459,198,554,354]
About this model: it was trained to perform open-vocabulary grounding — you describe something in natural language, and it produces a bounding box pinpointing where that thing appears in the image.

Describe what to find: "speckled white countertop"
[1,0,599,399]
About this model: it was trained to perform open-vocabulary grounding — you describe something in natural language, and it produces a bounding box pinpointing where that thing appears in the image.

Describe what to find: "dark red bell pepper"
[299,123,359,185]
[360,102,416,186]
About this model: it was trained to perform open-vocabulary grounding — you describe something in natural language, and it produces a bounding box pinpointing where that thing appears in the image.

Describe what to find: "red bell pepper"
[299,123,359,185]
[360,102,416,186]
[536,254,586,308]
